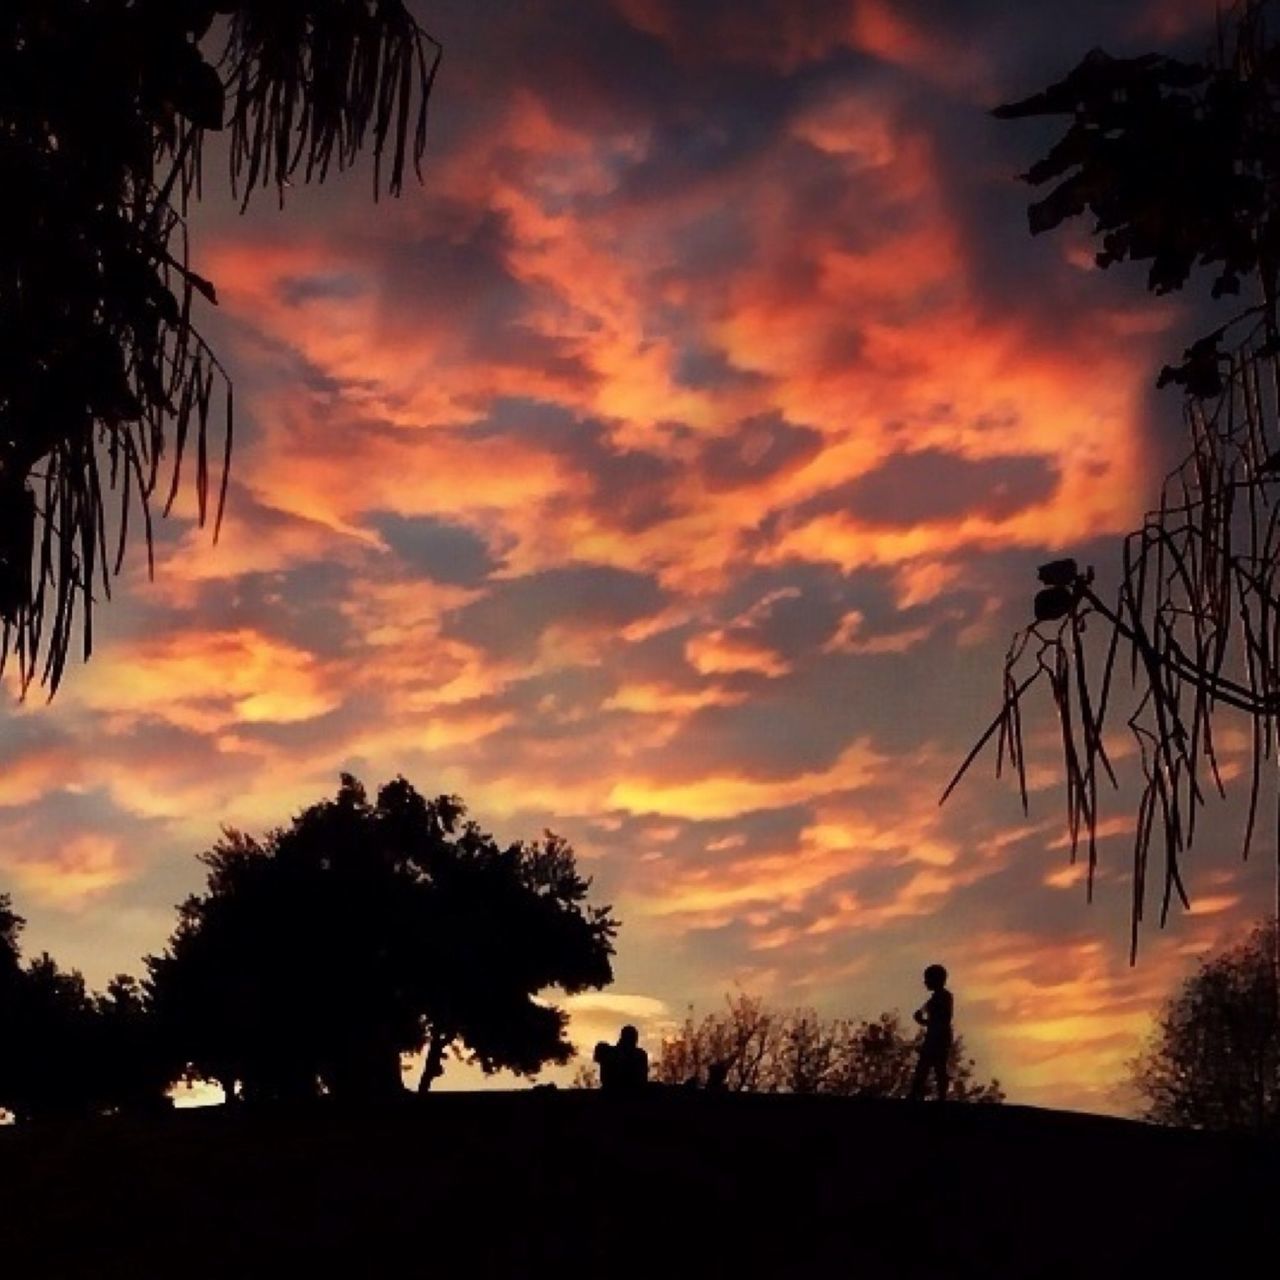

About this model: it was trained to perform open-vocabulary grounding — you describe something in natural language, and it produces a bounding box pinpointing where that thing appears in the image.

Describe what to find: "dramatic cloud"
[2,0,1262,1111]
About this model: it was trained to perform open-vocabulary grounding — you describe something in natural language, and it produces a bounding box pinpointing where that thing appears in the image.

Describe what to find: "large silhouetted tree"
[1133,922,1280,1131]
[650,995,1003,1102]
[148,775,618,1102]
[948,0,1280,952]
[1,2,439,692]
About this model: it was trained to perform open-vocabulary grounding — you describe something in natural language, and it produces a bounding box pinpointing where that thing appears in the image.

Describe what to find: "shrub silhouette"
[148,775,618,1102]
[652,995,1003,1102]
[1133,921,1280,1131]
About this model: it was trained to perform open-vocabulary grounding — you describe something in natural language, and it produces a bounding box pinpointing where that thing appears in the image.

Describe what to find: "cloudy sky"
[5,0,1275,1112]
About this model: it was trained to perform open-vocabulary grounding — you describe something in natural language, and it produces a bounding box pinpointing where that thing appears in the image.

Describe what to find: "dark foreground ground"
[0,1092,1275,1277]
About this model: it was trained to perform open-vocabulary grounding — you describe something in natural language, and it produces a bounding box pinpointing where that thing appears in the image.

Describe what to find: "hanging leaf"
[0,0,440,694]
[170,45,226,131]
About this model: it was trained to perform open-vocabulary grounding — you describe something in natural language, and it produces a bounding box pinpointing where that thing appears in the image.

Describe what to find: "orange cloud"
[4,833,129,909]
[610,739,885,822]
[74,629,343,733]
[0,745,81,808]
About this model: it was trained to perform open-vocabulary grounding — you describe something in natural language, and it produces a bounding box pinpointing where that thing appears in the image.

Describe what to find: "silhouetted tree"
[0,950,96,1121]
[949,0,1280,950]
[1133,922,1280,1131]
[148,775,618,1102]
[652,995,1003,1102]
[0,895,25,1118]
[0,896,167,1120]
[93,974,174,1115]
[1,1,439,692]
[0,893,20,975]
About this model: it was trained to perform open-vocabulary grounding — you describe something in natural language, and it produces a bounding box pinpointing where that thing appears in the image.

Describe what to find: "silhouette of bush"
[653,994,1003,1101]
[1133,922,1280,1132]
[148,775,618,1102]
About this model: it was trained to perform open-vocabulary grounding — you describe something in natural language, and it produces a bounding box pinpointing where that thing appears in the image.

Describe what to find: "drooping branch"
[0,1,440,695]
[950,0,1280,954]
[946,335,1280,958]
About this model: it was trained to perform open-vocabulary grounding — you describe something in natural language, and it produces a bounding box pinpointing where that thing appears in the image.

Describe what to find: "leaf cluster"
[0,1,439,692]
[998,4,1280,394]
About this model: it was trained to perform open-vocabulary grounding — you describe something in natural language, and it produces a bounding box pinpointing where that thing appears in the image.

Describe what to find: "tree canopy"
[1,1,439,692]
[1133,922,1280,1131]
[148,775,618,1101]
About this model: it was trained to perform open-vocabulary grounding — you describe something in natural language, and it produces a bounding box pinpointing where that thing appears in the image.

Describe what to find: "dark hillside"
[0,1094,1274,1277]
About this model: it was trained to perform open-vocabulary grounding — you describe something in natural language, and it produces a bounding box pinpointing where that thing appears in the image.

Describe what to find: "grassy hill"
[0,1093,1275,1277]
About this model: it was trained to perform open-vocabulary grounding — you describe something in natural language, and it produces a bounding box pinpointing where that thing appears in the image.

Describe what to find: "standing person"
[910,964,953,1102]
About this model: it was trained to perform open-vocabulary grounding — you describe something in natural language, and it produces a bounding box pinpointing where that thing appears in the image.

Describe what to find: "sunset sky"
[4,0,1275,1113]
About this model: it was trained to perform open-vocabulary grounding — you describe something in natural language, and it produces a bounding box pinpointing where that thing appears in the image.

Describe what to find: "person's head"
[923,964,948,991]
[619,1024,639,1049]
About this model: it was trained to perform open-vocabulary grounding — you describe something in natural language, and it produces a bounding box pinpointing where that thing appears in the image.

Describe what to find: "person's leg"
[910,1052,929,1100]
[934,1056,949,1102]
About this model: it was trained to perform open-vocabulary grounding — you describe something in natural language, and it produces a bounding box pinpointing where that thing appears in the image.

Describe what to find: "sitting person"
[594,1024,648,1092]
[709,1059,732,1091]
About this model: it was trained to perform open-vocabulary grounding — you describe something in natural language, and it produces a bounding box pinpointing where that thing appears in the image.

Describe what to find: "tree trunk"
[418,1032,450,1094]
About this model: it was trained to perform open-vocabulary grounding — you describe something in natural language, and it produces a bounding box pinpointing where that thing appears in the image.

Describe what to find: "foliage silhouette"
[0,897,166,1121]
[1,1,439,693]
[93,973,174,1116]
[1,953,97,1121]
[949,0,1280,951]
[148,775,617,1102]
[0,893,20,974]
[1133,921,1280,1131]
[648,994,1002,1102]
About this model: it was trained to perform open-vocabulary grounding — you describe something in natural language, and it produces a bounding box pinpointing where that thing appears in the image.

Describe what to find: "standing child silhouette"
[910,964,953,1102]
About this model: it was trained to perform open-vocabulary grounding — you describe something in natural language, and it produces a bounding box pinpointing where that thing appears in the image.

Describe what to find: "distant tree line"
[581,994,1005,1102]
[0,775,617,1121]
